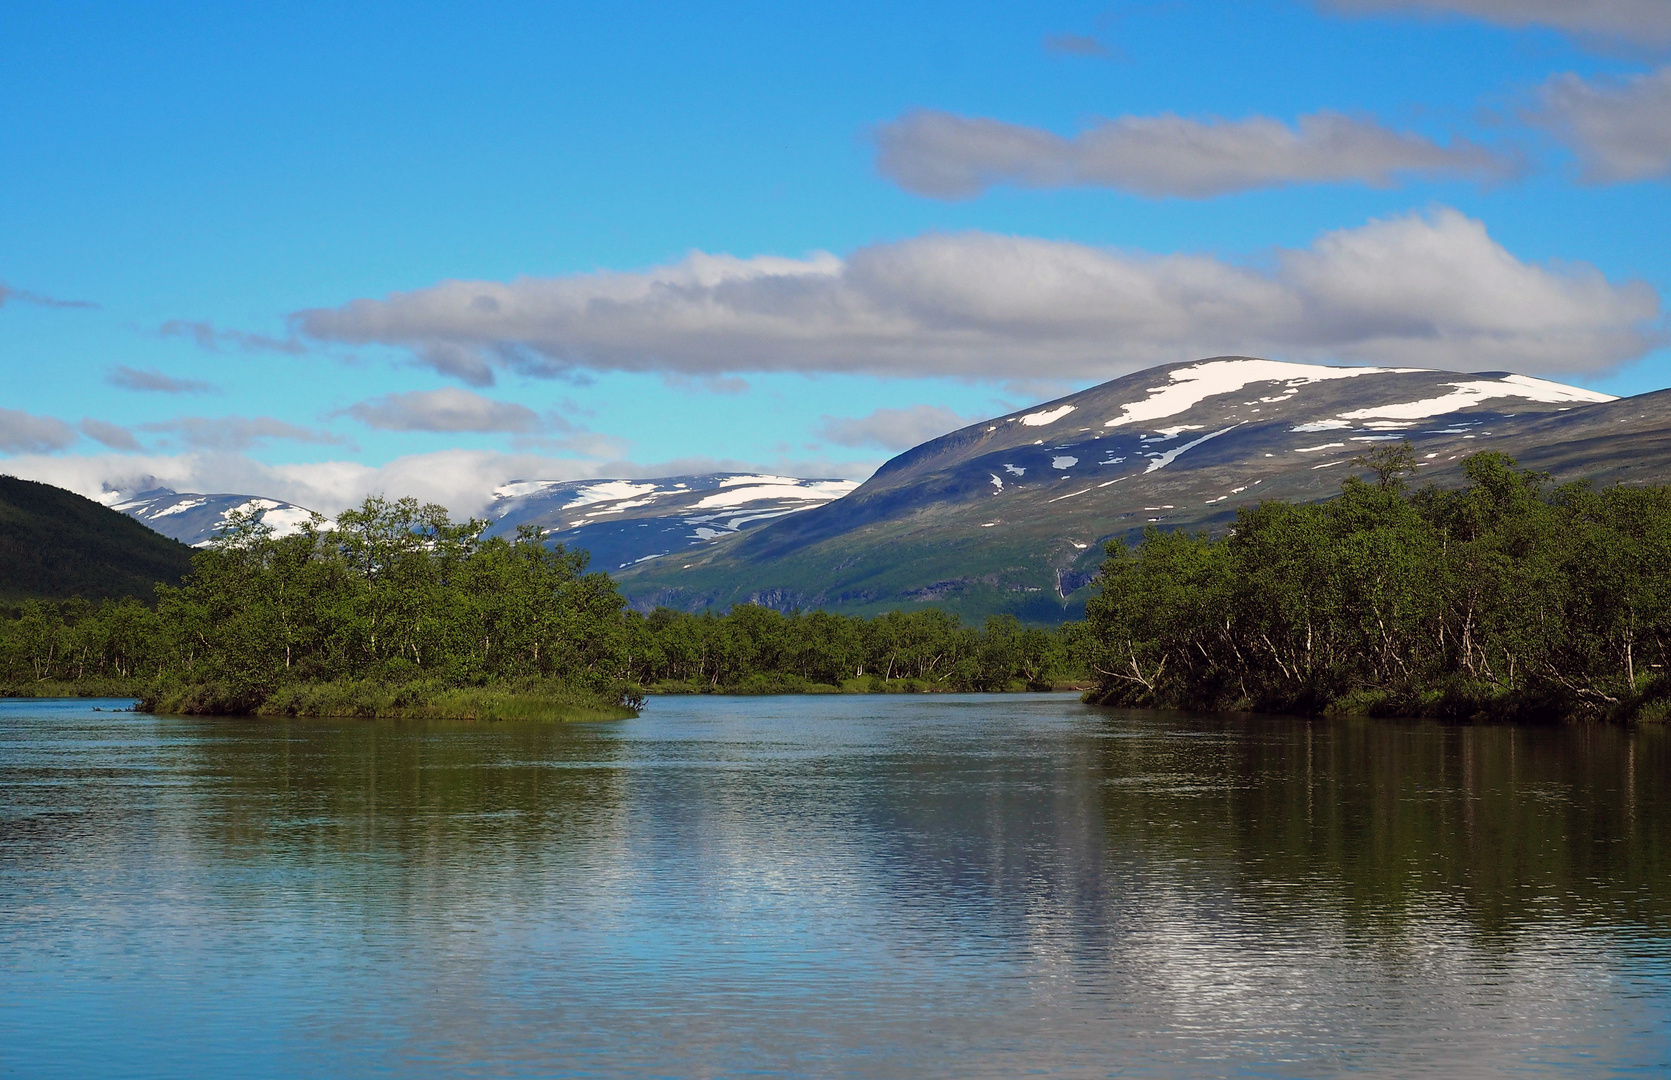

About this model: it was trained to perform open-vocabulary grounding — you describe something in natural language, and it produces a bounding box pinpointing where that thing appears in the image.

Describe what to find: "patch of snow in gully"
[1144,424,1242,474]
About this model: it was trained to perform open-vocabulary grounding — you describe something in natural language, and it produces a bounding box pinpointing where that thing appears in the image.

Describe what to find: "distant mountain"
[0,475,195,603]
[109,474,860,570]
[617,357,1671,623]
[484,474,859,571]
[109,489,324,547]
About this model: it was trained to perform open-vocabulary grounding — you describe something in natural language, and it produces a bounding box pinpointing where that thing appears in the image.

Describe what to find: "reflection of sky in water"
[0,695,1667,1078]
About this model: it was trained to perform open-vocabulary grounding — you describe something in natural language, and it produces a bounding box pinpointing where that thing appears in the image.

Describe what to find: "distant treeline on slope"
[1084,448,1671,723]
[0,497,1083,709]
[0,475,194,604]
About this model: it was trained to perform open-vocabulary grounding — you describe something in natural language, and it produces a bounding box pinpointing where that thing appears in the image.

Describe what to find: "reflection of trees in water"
[790,710,1669,955]
[1091,715,1671,938]
[9,703,1668,1074]
[178,717,628,911]
[828,715,1118,945]
[162,704,1671,951]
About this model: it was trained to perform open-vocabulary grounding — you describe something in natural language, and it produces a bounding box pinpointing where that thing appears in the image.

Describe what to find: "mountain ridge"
[87,357,1671,624]
[616,357,1667,622]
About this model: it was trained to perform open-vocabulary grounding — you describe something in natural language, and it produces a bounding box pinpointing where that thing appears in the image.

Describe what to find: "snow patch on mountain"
[693,477,853,510]
[1337,375,1615,421]
[1143,424,1241,473]
[114,488,323,546]
[1019,404,1076,427]
[487,472,860,569]
[1105,359,1405,429]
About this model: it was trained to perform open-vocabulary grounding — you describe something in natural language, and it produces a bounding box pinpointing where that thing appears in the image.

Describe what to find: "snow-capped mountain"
[107,356,1668,624]
[110,474,858,565]
[107,489,324,547]
[484,473,859,570]
[619,357,1671,622]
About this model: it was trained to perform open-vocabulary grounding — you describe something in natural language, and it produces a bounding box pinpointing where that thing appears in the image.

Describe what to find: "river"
[1,694,1667,1077]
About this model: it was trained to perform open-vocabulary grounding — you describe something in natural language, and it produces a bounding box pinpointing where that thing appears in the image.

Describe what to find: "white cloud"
[0,409,77,453]
[0,449,880,519]
[1324,0,1671,45]
[347,387,542,433]
[871,108,1516,199]
[817,405,974,450]
[296,209,1661,381]
[139,416,348,452]
[1533,65,1671,182]
[78,419,142,452]
[107,365,217,394]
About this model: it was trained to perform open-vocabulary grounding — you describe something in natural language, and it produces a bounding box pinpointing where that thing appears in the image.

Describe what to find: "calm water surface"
[1,694,1667,1078]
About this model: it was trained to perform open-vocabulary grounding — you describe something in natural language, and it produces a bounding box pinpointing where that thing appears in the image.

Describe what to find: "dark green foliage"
[0,475,194,603]
[141,498,637,713]
[0,596,166,693]
[621,606,1079,693]
[1082,450,1671,722]
[2,494,1083,710]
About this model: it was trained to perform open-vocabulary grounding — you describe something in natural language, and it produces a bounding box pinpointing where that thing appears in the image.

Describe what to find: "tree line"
[8,448,1671,721]
[1083,448,1671,722]
[0,497,1084,710]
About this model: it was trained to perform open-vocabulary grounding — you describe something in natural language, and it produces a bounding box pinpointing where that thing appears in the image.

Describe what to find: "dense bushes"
[1082,449,1671,722]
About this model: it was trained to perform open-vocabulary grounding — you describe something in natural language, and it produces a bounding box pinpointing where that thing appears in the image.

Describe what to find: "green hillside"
[0,475,194,603]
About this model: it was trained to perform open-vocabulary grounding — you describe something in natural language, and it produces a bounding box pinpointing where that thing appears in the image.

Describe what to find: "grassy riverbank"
[141,678,638,722]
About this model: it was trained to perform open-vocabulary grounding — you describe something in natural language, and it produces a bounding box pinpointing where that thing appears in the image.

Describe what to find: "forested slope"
[0,475,194,603]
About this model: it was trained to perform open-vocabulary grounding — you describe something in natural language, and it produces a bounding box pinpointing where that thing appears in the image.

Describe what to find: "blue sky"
[3,0,1668,512]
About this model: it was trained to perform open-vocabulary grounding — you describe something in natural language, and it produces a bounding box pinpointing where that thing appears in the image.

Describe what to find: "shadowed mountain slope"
[0,475,195,603]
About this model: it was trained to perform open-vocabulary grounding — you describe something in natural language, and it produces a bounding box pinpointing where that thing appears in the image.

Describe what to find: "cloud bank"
[1533,65,1671,182]
[297,209,1660,383]
[871,108,1514,199]
[1324,0,1671,46]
